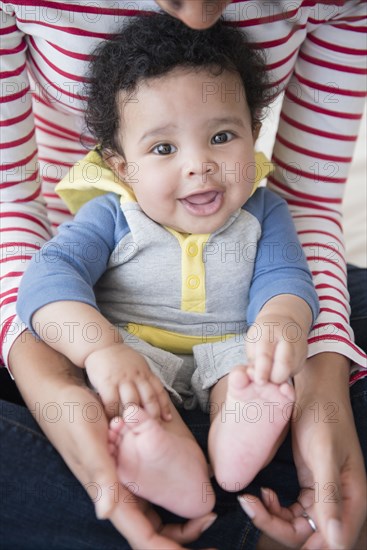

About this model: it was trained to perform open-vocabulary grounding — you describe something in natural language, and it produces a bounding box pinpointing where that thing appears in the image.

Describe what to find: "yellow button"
[187,275,200,289]
[186,243,198,257]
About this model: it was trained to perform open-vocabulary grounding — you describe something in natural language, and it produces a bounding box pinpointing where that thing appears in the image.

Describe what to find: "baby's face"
[114,68,258,234]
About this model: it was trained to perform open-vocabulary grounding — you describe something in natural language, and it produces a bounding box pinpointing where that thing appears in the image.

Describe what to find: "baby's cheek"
[242,160,257,186]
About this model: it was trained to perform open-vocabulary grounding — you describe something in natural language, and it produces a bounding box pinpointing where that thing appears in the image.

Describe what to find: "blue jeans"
[1,265,366,549]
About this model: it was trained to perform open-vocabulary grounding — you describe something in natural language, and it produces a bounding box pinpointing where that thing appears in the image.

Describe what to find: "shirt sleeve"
[267,1,367,369]
[16,193,129,332]
[245,188,320,327]
[0,5,53,366]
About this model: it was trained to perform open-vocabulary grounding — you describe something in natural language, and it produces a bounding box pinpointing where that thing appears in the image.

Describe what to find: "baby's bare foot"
[108,406,214,518]
[209,366,294,491]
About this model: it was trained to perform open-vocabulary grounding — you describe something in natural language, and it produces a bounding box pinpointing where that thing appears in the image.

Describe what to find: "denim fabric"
[0,400,131,550]
[0,264,366,549]
[348,265,367,354]
[351,378,367,470]
[347,265,367,468]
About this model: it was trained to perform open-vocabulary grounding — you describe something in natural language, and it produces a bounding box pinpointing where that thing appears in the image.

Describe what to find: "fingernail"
[260,487,270,501]
[327,519,344,549]
[95,506,106,520]
[95,496,112,519]
[200,513,217,533]
[238,496,256,518]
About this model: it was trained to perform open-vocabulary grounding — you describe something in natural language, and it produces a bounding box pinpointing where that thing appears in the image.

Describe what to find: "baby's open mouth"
[183,191,218,205]
[179,191,223,216]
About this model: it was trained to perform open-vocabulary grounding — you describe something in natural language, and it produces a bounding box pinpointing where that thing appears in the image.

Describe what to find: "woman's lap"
[0,264,366,549]
[1,377,365,550]
[0,399,258,550]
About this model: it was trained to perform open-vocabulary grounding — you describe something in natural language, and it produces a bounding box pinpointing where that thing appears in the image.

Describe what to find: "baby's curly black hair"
[85,11,270,153]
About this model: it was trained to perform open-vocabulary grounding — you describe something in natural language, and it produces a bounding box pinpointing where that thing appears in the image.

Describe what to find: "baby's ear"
[103,149,128,182]
[252,122,262,143]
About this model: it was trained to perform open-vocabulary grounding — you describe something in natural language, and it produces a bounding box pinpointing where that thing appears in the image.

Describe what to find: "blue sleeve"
[17,193,129,329]
[244,188,319,325]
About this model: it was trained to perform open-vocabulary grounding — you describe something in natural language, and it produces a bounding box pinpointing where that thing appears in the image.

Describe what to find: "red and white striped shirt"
[1,0,366,377]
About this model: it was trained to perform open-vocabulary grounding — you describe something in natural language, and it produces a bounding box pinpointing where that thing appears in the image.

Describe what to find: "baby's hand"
[246,314,308,385]
[85,343,172,421]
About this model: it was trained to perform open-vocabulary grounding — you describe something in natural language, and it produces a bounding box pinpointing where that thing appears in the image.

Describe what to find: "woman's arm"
[8,331,217,550]
[0,5,54,366]
[243,6,367,543]
[267,0,367,369]
[248,5,367,545]
[291,353,366,547]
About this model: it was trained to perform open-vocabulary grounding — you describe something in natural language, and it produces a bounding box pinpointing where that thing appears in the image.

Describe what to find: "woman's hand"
[9,331,217,550]
[239,353,366,549]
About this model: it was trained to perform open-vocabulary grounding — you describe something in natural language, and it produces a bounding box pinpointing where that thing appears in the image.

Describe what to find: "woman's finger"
[59,397,124,520]
[239,493,312,548]
[260,487,292,519]
[160,513,218,544]
[307,455,366,549]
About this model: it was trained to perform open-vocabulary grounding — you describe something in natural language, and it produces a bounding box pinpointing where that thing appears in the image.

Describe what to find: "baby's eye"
[211,132,234,144]
[152,143,177,155]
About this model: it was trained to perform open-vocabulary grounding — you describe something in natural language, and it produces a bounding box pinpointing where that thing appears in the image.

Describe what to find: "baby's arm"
[16,194,171,420]
[245,189,320,384]
[32,301,172,420]
[246,293,312,385]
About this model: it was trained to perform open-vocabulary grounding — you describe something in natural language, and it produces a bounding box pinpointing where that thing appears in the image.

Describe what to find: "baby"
[17,12,319,519]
